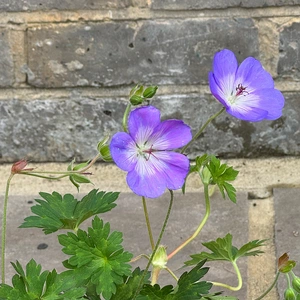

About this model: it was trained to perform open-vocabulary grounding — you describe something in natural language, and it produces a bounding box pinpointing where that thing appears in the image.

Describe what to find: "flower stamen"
[143,144,160,161]
[235,83,248,96]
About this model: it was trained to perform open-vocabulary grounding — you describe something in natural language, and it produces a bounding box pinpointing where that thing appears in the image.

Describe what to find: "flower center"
[137,143,159,161]
[235,83,248,97]
[228,83,248,104]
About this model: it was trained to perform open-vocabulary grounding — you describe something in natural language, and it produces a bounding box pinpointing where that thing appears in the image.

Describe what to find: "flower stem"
[167,183,211,260]
[133,190,174,299]
[122,103,132,132]
[1,173,14,284]
[254,271,280,300]
[210,260,243,291]
[181,107,225,154]
[142,196,155,250]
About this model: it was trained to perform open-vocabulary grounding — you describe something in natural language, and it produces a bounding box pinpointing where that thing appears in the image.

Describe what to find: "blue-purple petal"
[212,49,238,97]
[209,72,230,109]
[126,151,190,198]
[128,106,161,145]
[227,88,284,122]
[110,132,137,171]
[234,57,274,93]
[147,120,192,150]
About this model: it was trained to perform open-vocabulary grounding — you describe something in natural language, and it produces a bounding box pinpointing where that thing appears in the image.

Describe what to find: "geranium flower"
[209,49,284,122]
[110,106,192,198]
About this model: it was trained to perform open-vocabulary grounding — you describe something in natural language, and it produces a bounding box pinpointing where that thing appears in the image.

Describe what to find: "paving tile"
[0,191,249,298]
[274,188,300,296]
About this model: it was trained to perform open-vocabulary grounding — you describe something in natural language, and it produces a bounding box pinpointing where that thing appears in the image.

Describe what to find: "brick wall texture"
[0,1,300,162]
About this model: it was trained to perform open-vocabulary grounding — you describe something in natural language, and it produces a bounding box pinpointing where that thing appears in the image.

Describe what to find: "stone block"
[278,22,300,81]
[27,19,258,88]
[0,0,133,12]
[151,0,300,10]
[0,29,14,87]
[0,91,297,162]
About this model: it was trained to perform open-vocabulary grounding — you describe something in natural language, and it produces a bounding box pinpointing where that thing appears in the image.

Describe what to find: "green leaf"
[58,216,133,300]
[206,156,239,203]
[137,261,212,300]
[111,268,151,300]
[0,260,85,300]
[185,234,265,265]
[173,261,212,299]
[20,189,119,234]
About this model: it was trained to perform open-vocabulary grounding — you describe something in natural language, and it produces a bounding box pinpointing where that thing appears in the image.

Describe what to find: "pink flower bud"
[11,159,33,174]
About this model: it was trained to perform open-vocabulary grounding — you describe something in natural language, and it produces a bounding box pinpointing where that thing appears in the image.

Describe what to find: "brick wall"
[0,1,300,162]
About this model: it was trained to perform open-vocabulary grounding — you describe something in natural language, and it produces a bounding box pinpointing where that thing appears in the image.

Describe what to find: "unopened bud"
[152,245,168,269]
[284,287,296,300]
[292,277,300,293]
[11,159,33,174]
[130,95,144,106]
[143,86,158,99]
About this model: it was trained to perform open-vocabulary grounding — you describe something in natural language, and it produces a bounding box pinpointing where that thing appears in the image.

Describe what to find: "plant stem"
[167,183,211,260]
[254,271,280,300]
[166,267,179,282]
[122,103,132,132]
[181,107,225,154]
[210,260,243,291]
[142,196,155,250]
[1,173,14,284]
[133,190,174,299]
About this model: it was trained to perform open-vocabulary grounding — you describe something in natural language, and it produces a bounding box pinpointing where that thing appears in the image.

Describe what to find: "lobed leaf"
[185,234,265,265]
[58,216,133,300]
[20,189,119,234]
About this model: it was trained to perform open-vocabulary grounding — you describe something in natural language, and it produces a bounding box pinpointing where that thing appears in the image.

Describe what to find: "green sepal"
[130,95,144,106]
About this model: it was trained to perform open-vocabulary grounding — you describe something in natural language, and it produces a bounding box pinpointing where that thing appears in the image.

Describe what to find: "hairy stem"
[210,260,243,291]
[142,196,155,250]
[167,183,211,260]
[1,174,14,284]
[254,271,280,300]
[133,190,174,299]
[181,107,225,154]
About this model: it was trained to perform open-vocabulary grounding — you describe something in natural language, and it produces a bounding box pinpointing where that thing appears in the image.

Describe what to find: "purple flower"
[209,49,284,122]
[110,106,192,198]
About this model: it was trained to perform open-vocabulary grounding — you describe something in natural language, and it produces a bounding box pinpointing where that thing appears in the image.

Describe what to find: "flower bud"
[284,287,297,300]
[143,86,158,99]
[152,245,168,269]
[11,159,33,174]
[292,276,300,293]
[99,145,113,162]
[130,95,144,106]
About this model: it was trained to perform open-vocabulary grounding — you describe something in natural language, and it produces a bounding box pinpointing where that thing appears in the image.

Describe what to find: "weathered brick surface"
[0,0,133,12]
[0,29,14,87]
[0,92,296,162]
[151,0,300,10]
[27,19,258,88]
[278,22,300,80]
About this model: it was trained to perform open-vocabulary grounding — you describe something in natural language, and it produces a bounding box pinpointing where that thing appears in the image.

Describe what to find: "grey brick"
[0,0,133,12]
[151,0,300,10]
[27,19,258,88]
[278,22,300,80]
[0,97,127,162]
[0,29,14,87]
[0,91,296,162]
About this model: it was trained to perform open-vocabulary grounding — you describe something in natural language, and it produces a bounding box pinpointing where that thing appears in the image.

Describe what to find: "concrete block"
[1,191,248,299]
[151,0,300,10]
[27,19,258,88]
